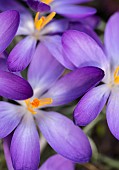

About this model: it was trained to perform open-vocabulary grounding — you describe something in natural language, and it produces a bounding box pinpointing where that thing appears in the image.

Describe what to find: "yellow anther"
[114,66,119,84]
[34,12,56,31]
[25,98,53,114]
[41,0,53,5]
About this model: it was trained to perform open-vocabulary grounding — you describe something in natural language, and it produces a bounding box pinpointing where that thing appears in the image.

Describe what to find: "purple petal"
[69,23,103,49]
[3,135,14,170]
[7,36,36,72]
[0,0,35,36]
[53,5,96,18]
[36,111,92,163]
[28,42,64,96]
[0,10,20,53]
[42,35,76,70]
[0,71,33,100]
[39,154,75,170]
[41,66,104,106]
[74,85,110,126]
[0,102,24,138]
[78,15,100,29]
[0,52,8,71]
[104,12,119,66]
[11,113,40,170]
[62,30,108,69]
[40,19,69,35]
[106,90,119,140]
[27,0,50,12]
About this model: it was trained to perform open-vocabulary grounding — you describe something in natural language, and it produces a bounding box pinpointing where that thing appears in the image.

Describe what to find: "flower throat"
[25,98,53,114]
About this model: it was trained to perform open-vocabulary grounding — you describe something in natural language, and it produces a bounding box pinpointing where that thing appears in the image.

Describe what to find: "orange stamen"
[114,66,119,84]
[34,12,56,31]
[25,98,53,114]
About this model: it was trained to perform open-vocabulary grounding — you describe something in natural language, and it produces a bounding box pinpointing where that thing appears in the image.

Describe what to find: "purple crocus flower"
[1,43,104,170]
[27,0,96,19]
[62,12,119,140]
[39,154,75,170]
[6,5,69,72]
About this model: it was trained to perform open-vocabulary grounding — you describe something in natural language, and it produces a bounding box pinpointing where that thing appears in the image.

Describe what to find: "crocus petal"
[0,52,8,71]
[7,36,36,72]
[104,12,119,66]
[28,42,64,96]
[69,23,103,49]
[27,0,50,12]
[40,19,69,35]
[11,113,40,170]
[36,111,92,163]
[41,66,104,106]
[0,102,24,138]
[53,5,96,18]
[0,10,20,53]
[78,15,100,29]
[62,30,108,70]
[0,0,35,36]
[0,71,33,100]
[42,35,76,70]
[106,90,119,140]
[74,85,110,126]
[39,154,75,170]
[3,135,14,170]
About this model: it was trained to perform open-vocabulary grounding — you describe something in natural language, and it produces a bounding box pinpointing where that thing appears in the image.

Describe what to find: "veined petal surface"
[41,67,104,106]
[28,42,64,96]
[0,10,20,53]
[74,85,110,126]
[0,71,33,100]
[7,36,36,72]
[36,111,92,163]
[11,113,40,170]
[0,102,24,139]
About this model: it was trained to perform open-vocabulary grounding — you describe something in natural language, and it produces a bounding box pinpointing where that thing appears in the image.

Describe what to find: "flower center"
[114,66,119,84]
[25,98,53,114]
[41,0,54,5]
[34,12,56,31]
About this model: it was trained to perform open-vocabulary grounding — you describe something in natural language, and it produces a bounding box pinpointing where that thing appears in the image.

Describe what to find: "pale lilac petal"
[40,19,69,35]
[11,113,40,170]
[39,154,75,170]
[106,90,119,140]
[69,23,103,49]
[16,12,34,36]
[104,12,119,66]
[7,36,36,72]
[0,102,24,138]
[74,85,110,126]
[62,30,108,70]
[3,135,14,170]
[52,5,96,18]
[0,71,33,100]
[41,67,104,106]
[28,42,64,96]
[36,111,92,163]
[0,10,19,53]
[42,35,76,70]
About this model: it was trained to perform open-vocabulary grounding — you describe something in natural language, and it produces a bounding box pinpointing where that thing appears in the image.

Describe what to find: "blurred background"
[1,0,119,169]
